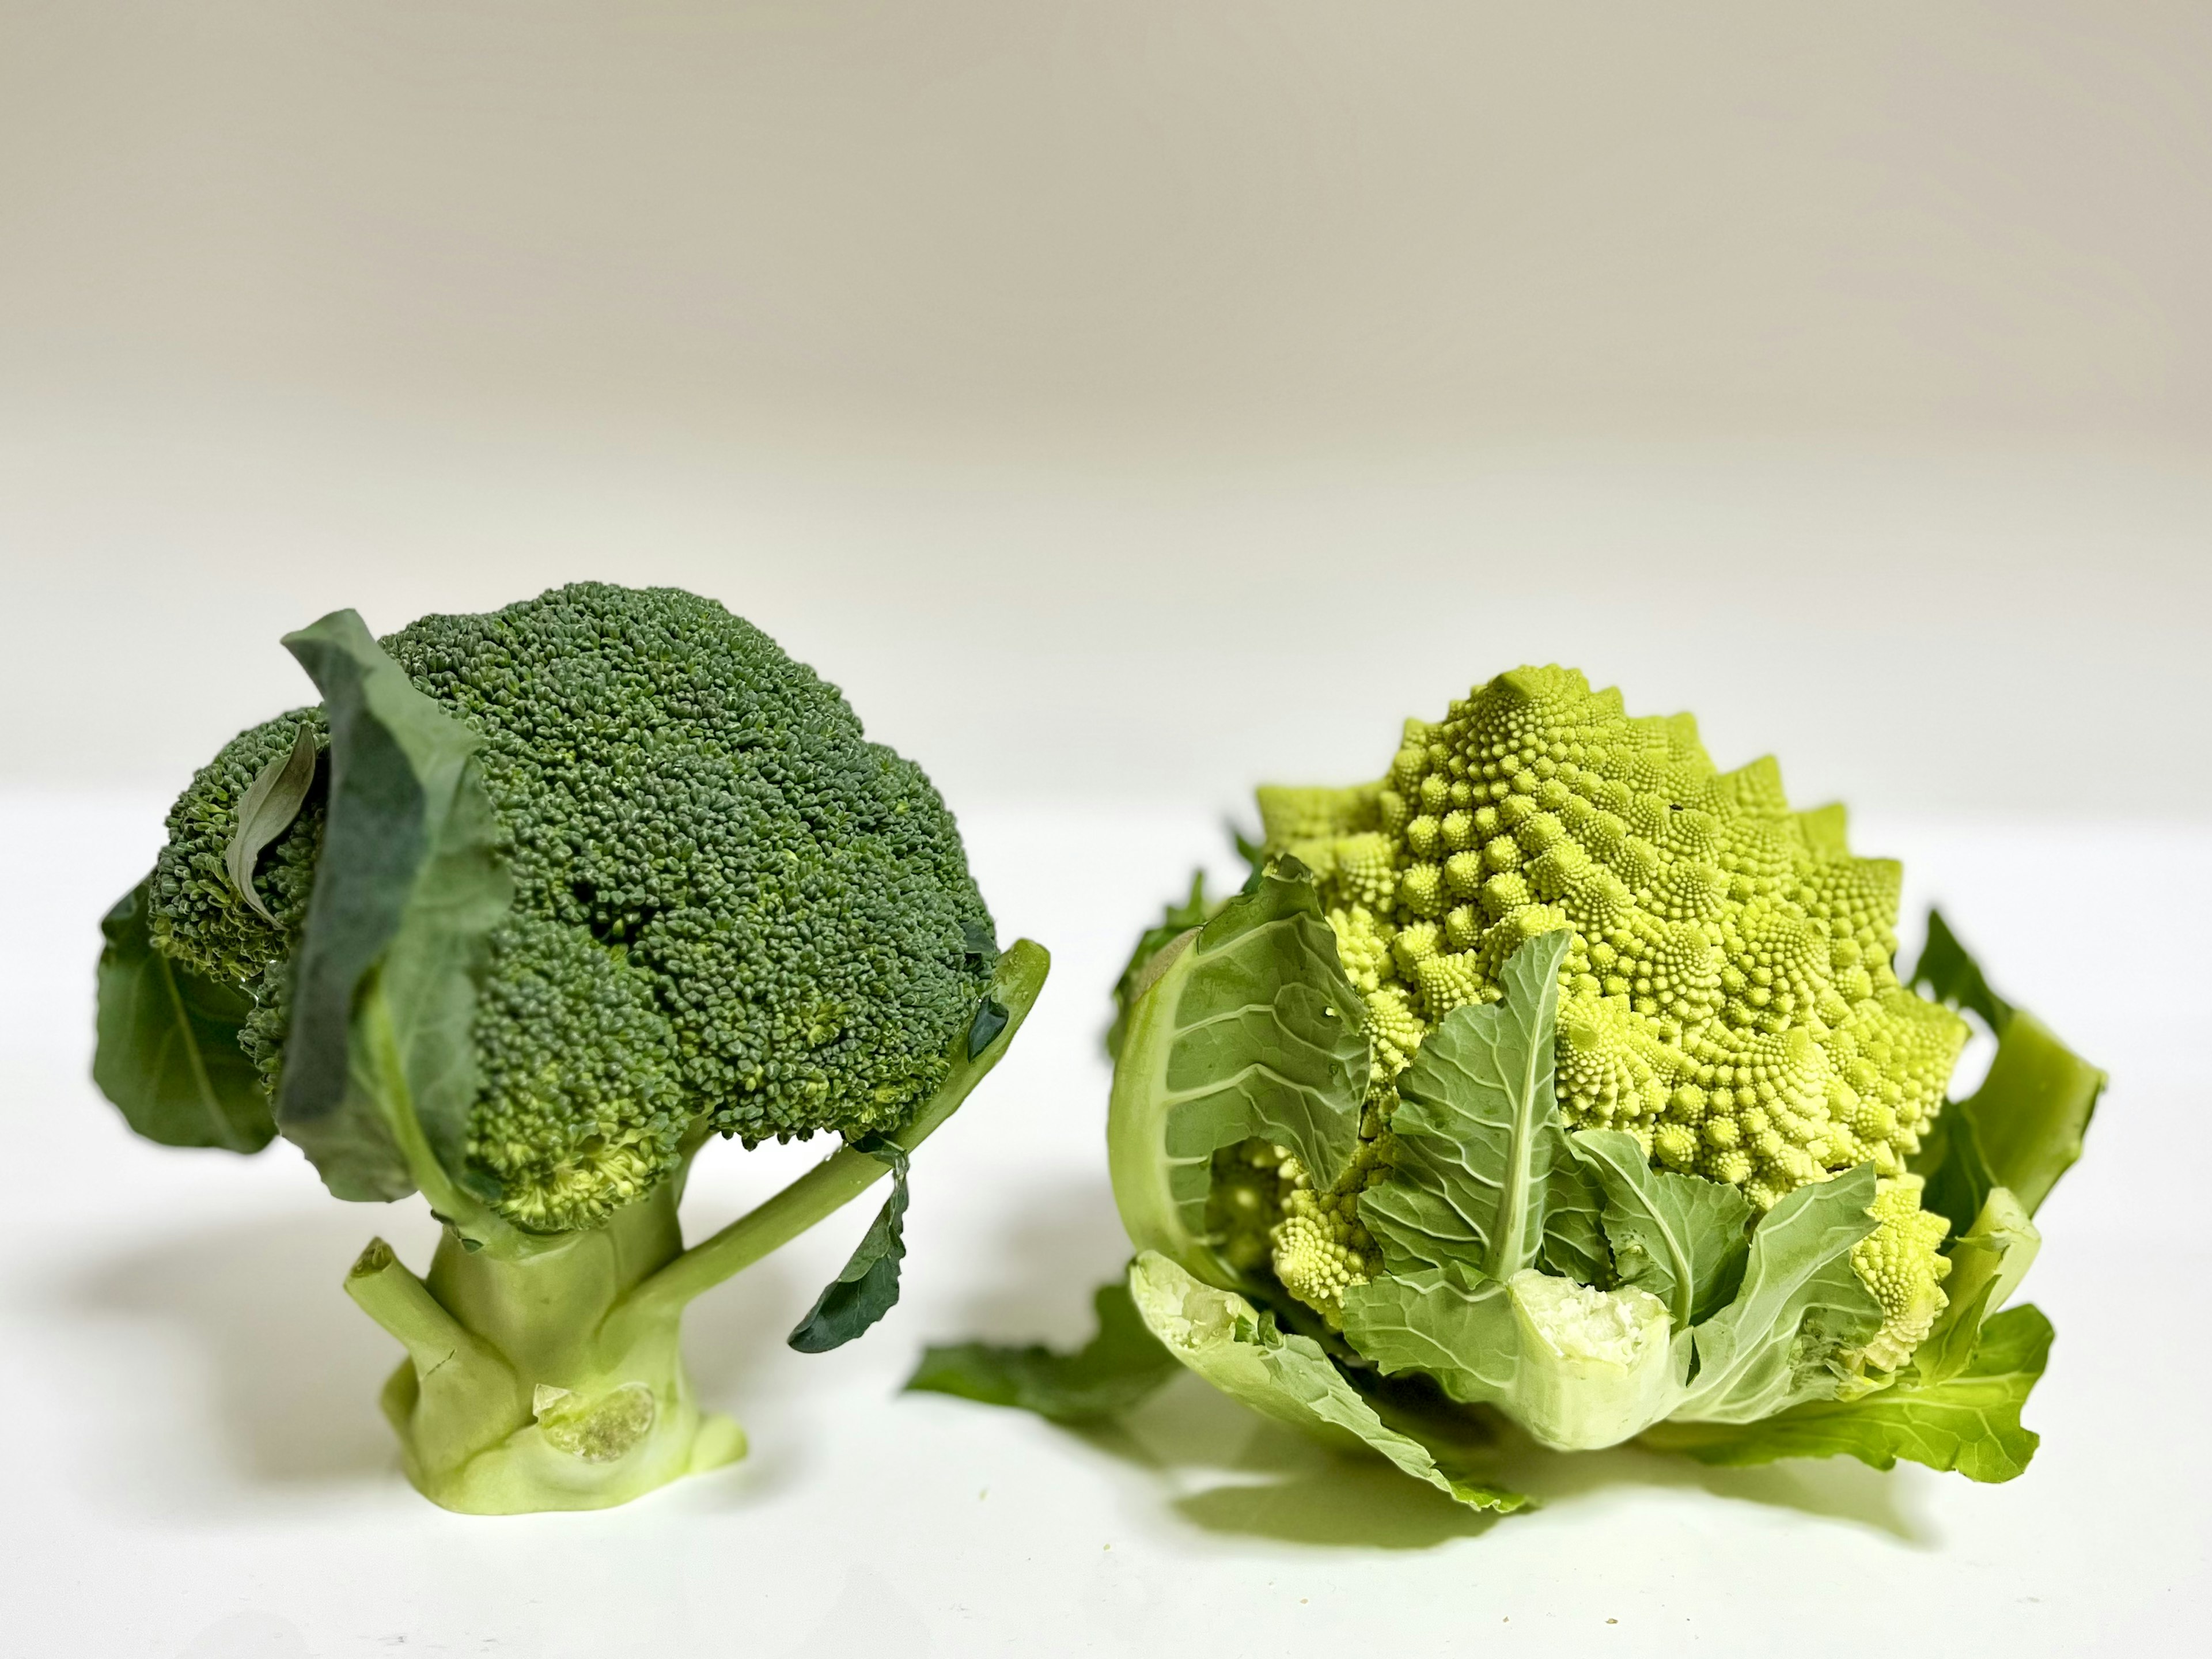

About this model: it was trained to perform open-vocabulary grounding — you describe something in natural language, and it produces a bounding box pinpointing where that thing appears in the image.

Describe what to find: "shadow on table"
[916,1177,1936,1551]
[65,1206,801,1498]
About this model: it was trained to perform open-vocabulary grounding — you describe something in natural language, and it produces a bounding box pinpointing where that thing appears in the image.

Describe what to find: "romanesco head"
[1262,665,1968,1210]
[146,583,998,1232]
[1255,666,1968,1340]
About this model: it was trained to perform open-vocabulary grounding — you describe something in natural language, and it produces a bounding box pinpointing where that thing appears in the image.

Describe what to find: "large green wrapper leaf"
[1961,1011,2104,1217]
[93,877,275,1153]
[1104,871,1219,1063]
[1106,864,1368,1286]
[904,1280,1182,1422]
[1128,1253,1523,1513]
[1912,1187,2041,1388]
[1668,1164,1884,1424]
[1643,1304,2051,1483]
[1357,930,1600,1286]
[1343,934,1690,1448]
[1570,1128,1752,1329]
[278,610,513,1205]
[1908,911,2103,1221]
[1910,908,2013,1035]
[1343,1266,1524,1404]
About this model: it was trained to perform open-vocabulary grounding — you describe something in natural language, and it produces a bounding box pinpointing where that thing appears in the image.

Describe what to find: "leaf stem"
[611,941,1048,1330]
[344,1237,516,1391]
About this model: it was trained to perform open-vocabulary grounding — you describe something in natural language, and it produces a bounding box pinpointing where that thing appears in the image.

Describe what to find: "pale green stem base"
[343,940,1048,1515]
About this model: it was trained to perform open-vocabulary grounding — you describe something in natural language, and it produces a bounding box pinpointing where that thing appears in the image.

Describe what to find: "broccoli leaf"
[903,1279,1181,1421]
[92,877,275,1153]
[789,1136,910,1353]
[1570,1129,1752,1329]
[278,609,513,1207]
[1643,1304,2050,1483]
[1356,931,1601,1286]
[967,995,1010,1059]
[1128,1252,1524,1513]
[1105,863,1368,1285]
[1666,1165,1884,1424]
[222,719,319,927]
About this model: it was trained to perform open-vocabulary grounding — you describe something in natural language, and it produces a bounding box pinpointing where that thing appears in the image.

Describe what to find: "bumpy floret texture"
[1844,1174,1954,1373]
[149,709,328,1092]
[1251,665,1965,1335]
[146,584,997,1232]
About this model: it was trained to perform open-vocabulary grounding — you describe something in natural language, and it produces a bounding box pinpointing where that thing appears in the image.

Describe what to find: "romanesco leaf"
[1129,1252,1524,1513]
[1644,1303,2050,1482]
[1356,930,1597,1285]
[1571,1128,1752,1329]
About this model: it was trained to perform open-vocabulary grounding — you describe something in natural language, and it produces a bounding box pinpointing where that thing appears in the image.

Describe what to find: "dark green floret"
[143,583,998,1231]
[97,582,1046,1514]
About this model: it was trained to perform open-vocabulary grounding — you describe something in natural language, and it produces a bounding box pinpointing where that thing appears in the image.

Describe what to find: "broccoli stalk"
[342,941,1043,1514]
[94,585,1046,1513]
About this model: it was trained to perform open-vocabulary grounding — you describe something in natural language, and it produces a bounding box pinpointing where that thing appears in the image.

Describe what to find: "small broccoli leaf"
[1129,1252,1524,1513]
[93,877,275,1153]
[1910,908,2014,1035]
[1668,1164,1884,1424]
[1358,931,1597,1286]
[222,719,319,927]
[967,995,1010,1059]
[1644,1304,2050,1483]
[789,1136,910,1353]
[1104,870,1218,1062]
[279,610,513,1208]
[1570,1129,1752,1329]
[903,1279,1181,1421]
[1105,863,1368,1285]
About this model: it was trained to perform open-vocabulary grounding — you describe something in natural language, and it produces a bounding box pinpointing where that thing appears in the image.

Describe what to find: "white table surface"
[2,792,2203,1658]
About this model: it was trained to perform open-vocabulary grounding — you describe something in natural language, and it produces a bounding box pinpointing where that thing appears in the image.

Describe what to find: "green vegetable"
[906,1281,1182,1422]
[911,666,2100,1507]
[93,584,1048,1513]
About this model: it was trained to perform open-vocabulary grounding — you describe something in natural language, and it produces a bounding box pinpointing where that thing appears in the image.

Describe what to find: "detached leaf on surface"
[904,1279,1181,1421]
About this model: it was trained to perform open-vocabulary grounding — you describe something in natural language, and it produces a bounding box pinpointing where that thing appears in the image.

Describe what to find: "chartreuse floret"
[908,666,2104,1508]
[1251,666,1968,1363]
[94,584,1048,1513]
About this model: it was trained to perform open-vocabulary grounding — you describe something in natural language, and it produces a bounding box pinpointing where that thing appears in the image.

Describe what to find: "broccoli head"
[94,584,1048,1512]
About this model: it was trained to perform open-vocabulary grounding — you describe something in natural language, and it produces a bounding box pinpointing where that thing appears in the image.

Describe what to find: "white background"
[2,796,2204,1656]
[2,4,2207,1654]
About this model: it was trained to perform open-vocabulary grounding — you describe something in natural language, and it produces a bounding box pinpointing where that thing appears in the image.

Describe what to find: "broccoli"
[93,583,1048,1513]
[911,666,2100,1506]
